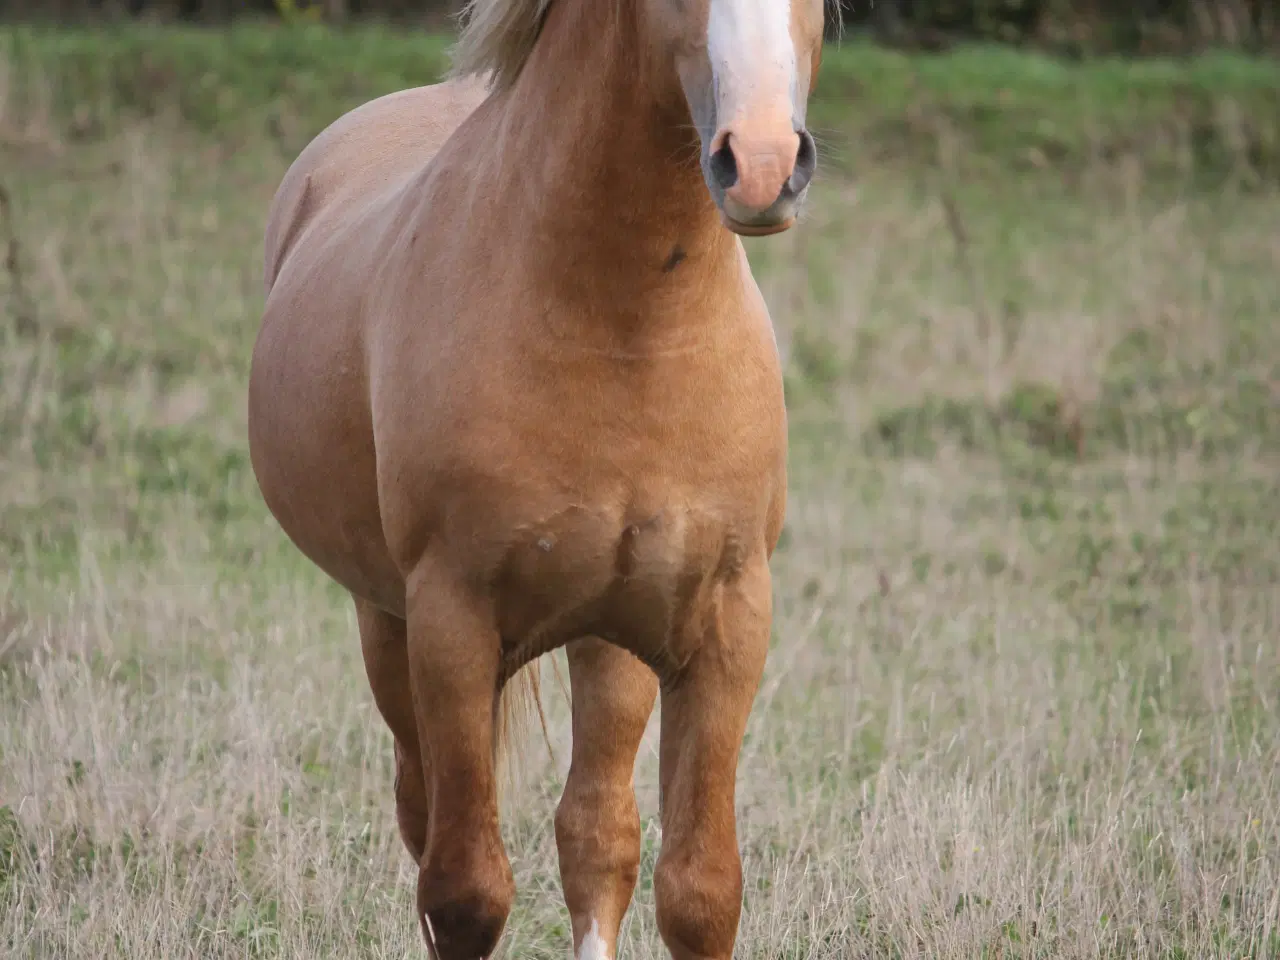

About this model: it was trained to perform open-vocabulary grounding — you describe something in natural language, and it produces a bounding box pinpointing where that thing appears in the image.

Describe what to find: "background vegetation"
[2,11,1279,960]
[0,0,1277,53]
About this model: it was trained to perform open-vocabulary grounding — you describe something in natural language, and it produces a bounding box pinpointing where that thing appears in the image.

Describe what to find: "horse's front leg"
[556,637,659,960]
[653,561,771,960]
[355,599,431,863]
[406,560,514,960]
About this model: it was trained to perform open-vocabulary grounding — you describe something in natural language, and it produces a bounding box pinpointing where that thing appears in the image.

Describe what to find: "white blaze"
[706,0,798,119]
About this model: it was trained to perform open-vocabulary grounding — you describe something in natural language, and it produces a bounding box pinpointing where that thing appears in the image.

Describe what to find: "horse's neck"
[487,0,738,306]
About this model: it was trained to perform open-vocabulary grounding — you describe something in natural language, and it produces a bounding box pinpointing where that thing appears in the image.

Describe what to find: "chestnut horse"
[247,0,824,952]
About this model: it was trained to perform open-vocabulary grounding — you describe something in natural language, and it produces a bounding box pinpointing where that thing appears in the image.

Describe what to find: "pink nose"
[709,127,814,214]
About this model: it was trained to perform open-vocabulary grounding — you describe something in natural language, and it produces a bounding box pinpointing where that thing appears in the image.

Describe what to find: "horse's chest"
[489,496,750,661]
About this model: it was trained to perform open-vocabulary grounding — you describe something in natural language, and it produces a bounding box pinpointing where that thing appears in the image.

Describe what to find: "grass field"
[3,23,1280,959]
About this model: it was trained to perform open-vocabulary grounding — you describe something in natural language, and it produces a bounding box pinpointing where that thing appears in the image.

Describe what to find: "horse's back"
[264,77,489,293]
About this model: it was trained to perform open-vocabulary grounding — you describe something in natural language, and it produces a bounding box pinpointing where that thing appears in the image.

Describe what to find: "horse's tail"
[494,655,564,804]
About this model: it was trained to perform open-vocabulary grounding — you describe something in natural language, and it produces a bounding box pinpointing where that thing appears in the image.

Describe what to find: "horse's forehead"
[700,0,822,46]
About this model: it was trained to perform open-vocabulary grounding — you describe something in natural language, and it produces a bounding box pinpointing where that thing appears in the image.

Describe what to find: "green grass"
[3,21,1280,179]
[3,22,1280,960]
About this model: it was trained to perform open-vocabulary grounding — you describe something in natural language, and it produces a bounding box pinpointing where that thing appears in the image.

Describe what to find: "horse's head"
[653,0,824,236]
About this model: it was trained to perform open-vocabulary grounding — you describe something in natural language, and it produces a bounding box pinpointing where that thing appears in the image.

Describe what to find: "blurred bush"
[846,0,1276,55]
[0,0,1275,54]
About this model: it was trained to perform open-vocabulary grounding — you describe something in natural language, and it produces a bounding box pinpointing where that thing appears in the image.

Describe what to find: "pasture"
[2,24,1280,958]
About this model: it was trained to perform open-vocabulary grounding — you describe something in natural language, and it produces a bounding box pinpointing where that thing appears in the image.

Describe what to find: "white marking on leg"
[422,910,440,959]
[576,917,610,960]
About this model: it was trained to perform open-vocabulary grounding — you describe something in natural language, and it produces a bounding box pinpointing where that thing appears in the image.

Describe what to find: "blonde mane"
[448,0,555,91]
[449,0,840,93]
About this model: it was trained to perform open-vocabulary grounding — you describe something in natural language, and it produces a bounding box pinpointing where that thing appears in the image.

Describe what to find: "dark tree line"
[1,0,1276,53]
[852,0,1276,52]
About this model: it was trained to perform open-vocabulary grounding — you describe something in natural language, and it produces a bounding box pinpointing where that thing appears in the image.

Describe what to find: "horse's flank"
[257,74,550,793]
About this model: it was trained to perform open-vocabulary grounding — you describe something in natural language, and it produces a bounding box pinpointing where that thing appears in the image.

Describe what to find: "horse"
[246,0,825,951]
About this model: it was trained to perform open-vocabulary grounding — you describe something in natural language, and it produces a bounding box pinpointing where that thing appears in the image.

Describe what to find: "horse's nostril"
[790,129,817,194]
[709,137,739,192]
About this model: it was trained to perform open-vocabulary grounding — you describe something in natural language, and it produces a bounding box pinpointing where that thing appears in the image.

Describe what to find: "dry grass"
[3,63,1280,960]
